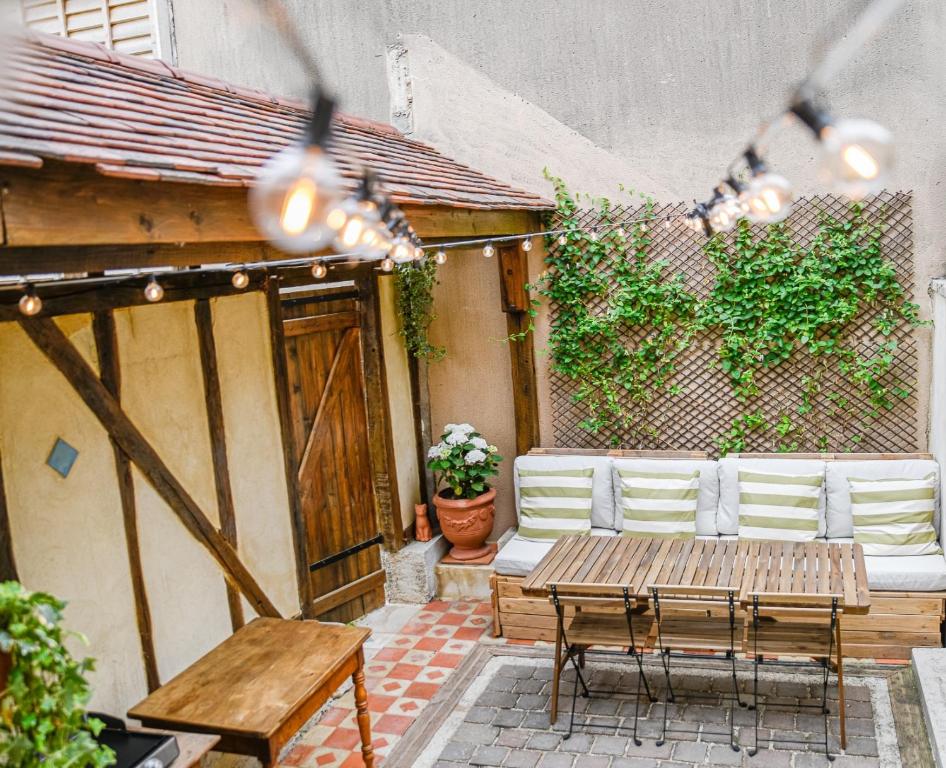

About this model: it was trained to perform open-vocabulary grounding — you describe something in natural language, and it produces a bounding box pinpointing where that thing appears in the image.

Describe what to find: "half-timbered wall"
[0,293,299,713]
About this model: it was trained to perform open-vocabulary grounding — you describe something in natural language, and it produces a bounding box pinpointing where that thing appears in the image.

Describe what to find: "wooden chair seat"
[746,618,835,658]
[567,610,653,649]
[656,616,744,653]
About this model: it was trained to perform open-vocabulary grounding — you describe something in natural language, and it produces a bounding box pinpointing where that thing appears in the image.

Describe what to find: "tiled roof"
[0,31,552,211]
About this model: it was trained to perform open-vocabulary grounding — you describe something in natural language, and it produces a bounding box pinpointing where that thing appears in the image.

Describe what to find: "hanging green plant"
[0,581,114,768]
[393,258,445,361]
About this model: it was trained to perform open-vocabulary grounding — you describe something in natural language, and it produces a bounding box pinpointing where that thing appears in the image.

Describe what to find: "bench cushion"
[851,475,942,556]
[864,553,946,592]
[825,459,940,539]
[517,467,594,541]
[612,459,719,536]
[494,527,617,577]
[737,469,822,541]
[718,458,827,536]
[514,455,615,529]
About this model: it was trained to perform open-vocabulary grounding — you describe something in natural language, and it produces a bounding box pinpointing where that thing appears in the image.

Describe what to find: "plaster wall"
[0,293,300,714]
[426,248,518,537]
[170,0,945,449]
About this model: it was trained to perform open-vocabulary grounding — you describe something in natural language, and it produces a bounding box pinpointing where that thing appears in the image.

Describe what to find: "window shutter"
[19,0,159,58]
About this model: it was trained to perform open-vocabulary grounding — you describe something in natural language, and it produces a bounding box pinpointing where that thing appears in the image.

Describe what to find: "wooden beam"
[92,311,160,691]
[19,315,281,618]
[356,273,403,551]
[497,244,540,456]
[309,569,386,618]
[0,162,545,248]
[194,299,244,631]
[0,448,17,582]
[0,271,267,322]
[264,276,314,617]
[408,354,437,511]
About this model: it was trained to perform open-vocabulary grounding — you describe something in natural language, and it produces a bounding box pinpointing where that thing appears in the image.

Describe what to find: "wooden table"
[128,618,373,767]
[521,535,871,614]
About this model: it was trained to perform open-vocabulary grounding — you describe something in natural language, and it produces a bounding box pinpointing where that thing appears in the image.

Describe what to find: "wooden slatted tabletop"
[520,536,870,614]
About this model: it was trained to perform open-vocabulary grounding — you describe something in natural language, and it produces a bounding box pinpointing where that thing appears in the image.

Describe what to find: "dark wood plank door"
[282,288,385,622]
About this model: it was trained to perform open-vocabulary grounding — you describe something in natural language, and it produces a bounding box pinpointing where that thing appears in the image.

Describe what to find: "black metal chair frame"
[746,594,839,761]
[550,584,655,744]
[651,586,745,752]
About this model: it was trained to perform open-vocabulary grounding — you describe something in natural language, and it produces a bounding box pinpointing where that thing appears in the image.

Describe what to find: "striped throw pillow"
[617,469,699,539]
[517,467,594,541]
[738,470,822,541]
[850,476,942,556]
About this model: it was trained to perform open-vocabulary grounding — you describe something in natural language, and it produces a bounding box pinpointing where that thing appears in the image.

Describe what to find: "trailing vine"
[393,258,445,361]
[535,175,923,453]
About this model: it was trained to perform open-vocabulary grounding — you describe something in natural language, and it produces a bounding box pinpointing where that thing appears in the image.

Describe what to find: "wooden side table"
[128,618,373,767]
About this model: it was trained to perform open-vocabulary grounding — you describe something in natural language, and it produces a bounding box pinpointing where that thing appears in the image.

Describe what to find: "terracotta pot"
[433,488,496,561]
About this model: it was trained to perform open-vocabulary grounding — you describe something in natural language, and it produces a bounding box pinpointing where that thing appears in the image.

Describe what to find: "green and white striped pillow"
[850,475,942,556]
[738,470,822,541]
[517,467,594,541]
[618,469,699,539]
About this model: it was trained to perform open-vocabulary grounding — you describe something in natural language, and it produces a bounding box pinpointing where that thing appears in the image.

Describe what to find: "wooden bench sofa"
[489,449,946,660]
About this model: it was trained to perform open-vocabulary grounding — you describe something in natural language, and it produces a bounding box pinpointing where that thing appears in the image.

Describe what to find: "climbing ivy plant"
[393,258,445,361]
[534,174,923,453]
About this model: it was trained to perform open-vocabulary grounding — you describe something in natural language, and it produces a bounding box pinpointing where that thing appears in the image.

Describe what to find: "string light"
[435,249,448,265]
[231,270,250,289]
[483,242,495,258]
[521,237,533,252]
[707,184,741,233]
[143,276,164,303]
[557,234,567,246]
[380,257,394,272]
[616,227,627,239]
[311,262,328,279]
[18,285,41,316]
[739,148,793,224]
[587,230,598,242]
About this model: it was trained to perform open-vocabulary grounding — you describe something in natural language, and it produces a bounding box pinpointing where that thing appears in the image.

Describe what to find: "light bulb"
[249,145,342,253]
[144,276,164,302]
[521,237,533,252]
[231,270,249,289]
[390,236,415,264]
[311,263,328,279]
[334,198,380,254]
[380,257,395,272]
[483,242,495,258]
[557,234,567,246]
[708,193,742,232]
[640,224,648,233]
[587,230,598,242]
[741,172,793,224]
[435,249,447,265]
[818,119,893,199]
[414,245,425,260]
[18,287,41,316]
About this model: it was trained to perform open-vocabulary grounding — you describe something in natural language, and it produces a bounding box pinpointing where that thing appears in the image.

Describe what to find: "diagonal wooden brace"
[19,316,281,619]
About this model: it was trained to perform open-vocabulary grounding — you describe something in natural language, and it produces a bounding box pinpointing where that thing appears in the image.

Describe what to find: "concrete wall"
[170,0,944,449]
[0,292,299,715]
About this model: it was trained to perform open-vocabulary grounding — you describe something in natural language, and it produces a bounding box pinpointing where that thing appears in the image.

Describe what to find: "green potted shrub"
[427,424,503,560]
[0,581,114,767]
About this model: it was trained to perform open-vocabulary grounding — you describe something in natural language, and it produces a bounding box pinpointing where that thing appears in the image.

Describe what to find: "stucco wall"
[170,0,945,448]
[0,292,299,714]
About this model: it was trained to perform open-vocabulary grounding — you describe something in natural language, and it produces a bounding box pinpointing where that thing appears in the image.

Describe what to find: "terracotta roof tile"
[0,31,552,211]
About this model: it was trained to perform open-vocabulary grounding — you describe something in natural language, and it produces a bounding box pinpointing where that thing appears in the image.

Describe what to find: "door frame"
[265,266,402,619]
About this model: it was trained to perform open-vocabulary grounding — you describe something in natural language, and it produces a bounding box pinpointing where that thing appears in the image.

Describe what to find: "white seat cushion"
[718,458,827,536]
[863,553,946,592]
[514,455,616,529]
[494,527,618,577]
[612,459,719,536]
[825,459,940,539]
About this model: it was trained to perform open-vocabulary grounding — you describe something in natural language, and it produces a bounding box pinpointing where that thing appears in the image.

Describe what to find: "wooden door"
[281,286,385,622]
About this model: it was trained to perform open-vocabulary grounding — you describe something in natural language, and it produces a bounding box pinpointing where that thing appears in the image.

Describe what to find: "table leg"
[551,607,563,724]
[835,619,846,750]
[353,648,374,767]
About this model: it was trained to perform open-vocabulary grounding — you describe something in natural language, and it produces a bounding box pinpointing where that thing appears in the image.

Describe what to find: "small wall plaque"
[47,438,78,478]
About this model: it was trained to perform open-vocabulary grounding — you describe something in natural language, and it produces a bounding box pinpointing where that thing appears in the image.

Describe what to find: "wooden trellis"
[545,191,919,455]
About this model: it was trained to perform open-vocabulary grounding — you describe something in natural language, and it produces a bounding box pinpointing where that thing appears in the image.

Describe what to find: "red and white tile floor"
[278,599,504,768]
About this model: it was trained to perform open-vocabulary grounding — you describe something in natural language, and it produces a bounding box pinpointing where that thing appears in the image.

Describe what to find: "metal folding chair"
[745,593,843,761]
[549,582,655,743]
[650,585,745,752]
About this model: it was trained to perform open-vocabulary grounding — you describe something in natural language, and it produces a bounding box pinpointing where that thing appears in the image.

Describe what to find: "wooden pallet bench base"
[490,573,946,660]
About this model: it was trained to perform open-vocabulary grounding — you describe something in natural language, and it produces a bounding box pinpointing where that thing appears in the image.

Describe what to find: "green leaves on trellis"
[535,175,923,453]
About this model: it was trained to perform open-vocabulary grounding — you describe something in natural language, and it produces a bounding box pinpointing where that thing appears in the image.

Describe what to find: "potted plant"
[0,581,115,767]
[427,423,503,560]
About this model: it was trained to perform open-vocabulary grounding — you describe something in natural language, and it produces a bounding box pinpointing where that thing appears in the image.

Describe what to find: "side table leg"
[354,647,375,767]
[836,620,846,750]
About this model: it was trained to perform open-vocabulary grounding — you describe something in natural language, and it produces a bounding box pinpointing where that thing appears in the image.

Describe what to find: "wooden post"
[264,275,314,617]
[497,244,540,455]
[409,354,438,511]
[356,272,403,552]
[92,311,161,691]
[0,449,17,582]
[19,315,281,619]
[194,299,245,631]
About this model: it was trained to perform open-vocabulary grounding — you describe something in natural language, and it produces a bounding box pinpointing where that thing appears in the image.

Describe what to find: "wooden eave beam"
[17,315,281,619]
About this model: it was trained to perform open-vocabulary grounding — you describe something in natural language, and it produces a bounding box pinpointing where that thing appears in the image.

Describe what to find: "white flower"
[464,449,487,464]
[445,431,468,446]
[470,436,488,450]
[427,442,449,459]
[487,444,498,453]
[444,422,474,435]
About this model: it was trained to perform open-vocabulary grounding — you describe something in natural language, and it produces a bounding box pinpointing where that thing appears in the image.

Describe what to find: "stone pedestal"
[913,647,946,768]
[380,534,450,603]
